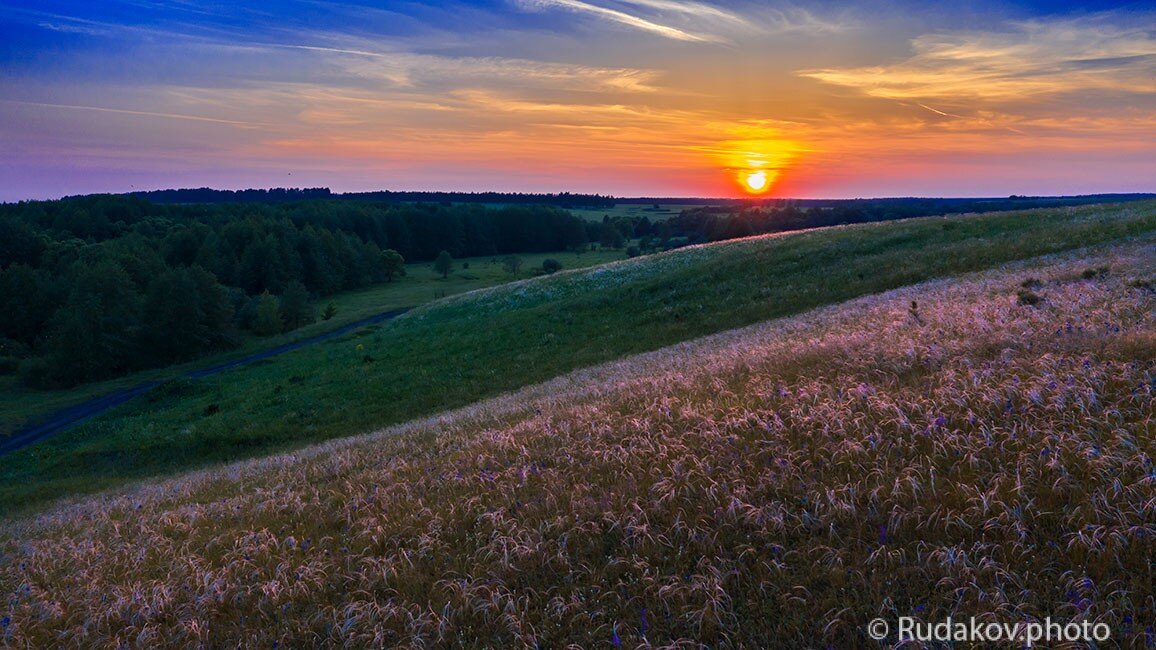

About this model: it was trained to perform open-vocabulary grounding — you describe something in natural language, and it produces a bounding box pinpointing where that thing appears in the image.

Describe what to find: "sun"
[743,170,770,194]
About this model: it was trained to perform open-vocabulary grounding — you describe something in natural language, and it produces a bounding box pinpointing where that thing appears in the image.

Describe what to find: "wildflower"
[611,625,622,648]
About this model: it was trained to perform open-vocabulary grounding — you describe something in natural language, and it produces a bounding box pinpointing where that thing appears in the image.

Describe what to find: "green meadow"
[0,249,622,434]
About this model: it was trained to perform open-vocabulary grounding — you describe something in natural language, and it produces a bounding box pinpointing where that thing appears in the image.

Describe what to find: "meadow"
[0,248,622,434]
[569,203,697,222]
[0,202,1152,514]
[0,242,1150,646]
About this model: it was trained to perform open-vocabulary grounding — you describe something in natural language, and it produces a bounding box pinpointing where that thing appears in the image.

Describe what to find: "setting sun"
[743,170,769,194]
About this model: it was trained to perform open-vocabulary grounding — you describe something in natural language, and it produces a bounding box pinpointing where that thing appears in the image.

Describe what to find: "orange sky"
[1,1,1155,199]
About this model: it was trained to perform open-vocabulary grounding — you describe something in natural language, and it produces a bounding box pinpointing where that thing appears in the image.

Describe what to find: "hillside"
[1,243,1151,646]
[2,202,1153,513]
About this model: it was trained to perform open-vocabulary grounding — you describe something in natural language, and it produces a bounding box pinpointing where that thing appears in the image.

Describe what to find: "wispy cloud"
[614,0,751,28]
[799,17,1156,101]
[256,40,663,92]
[0,100,265,127]
[514,0,718,42]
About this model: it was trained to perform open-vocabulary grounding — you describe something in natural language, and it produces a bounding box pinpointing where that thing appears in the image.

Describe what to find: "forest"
[0,196,592,388]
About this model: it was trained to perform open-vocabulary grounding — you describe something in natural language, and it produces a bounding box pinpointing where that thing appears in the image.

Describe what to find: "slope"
[1,202,1153,513]
[1,242,1151,646]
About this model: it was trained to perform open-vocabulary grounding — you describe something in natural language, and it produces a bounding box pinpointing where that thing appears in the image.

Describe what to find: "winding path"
[0,308,411,457]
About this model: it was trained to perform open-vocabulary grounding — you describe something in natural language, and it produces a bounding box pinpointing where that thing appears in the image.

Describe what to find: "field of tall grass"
[3,202,1152,514]
[2,243,1151,646]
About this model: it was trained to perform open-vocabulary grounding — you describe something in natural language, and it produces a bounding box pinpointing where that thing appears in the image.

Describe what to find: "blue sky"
[2,0,1154,199]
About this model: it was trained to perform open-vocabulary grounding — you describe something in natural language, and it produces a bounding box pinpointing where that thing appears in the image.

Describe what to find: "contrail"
[915,102,1026,135]
[0,100,264,127]
[917,103,964,119]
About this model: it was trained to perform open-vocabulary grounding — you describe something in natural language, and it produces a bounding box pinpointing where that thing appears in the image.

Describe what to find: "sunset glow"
[1,1,1154,200]
[743,170,769,194]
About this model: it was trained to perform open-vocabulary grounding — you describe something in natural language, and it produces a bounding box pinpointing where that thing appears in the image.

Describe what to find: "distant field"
[1,244,1150,646]
[569,203,697,221]
[0,202,1152,513]
[0,248,623,434]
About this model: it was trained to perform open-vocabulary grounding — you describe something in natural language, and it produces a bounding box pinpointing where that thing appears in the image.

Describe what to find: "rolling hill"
[1,202,1153,514]
[1,241,1151,646]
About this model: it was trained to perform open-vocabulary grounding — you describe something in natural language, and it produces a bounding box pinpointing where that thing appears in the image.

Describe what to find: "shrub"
[0,356,19,375]
[542,259,562,274]
[1016,289,1042,306]
[502,255,523,275]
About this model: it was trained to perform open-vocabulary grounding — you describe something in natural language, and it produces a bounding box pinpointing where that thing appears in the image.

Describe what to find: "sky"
[1,0,1154,200]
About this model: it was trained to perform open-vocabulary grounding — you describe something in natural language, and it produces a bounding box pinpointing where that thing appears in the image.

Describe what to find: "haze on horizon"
[1,0,1154,202]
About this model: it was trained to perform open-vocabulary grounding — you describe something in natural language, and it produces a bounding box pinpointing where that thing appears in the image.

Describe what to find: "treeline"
[125,187,333,204]
[341,190,616,207]
[0,196,590,388]
[666,196,1155,246]
[130,187,616,207]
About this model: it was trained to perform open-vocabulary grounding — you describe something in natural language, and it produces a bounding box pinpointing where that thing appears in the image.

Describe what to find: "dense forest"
[129,187,616,207]
[0,196,592,388]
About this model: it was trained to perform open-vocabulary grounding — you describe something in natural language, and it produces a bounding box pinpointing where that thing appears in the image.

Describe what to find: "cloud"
[256,41,663,93]
[613,0,751,28]
[513,0,718,42]
[799,16,1156,102]
[0,99,265,127]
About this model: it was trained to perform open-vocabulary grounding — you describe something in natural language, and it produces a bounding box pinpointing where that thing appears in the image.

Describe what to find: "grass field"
[1,243,1150,646]
[0,202,1152,514]
[0,248,624,435]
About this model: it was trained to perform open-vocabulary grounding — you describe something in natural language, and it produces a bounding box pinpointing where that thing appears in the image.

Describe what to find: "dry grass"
[1,244,1152,647]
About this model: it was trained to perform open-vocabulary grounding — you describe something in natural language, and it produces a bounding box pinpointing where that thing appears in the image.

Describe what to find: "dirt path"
[0,308,411,456]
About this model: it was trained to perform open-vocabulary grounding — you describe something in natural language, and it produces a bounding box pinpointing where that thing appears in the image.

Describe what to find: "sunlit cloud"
[800,17,1156,102]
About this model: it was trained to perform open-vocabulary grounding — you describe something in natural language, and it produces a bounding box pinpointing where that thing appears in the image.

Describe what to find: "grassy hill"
[0,248,622,433]
[1,243,1150,646]
[1,202,1153,514]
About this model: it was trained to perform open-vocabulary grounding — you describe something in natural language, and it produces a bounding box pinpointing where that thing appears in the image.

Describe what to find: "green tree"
[280,279,314,331]
[563,218,588,253]
[142,266,237,363]
[502,254,522,275]
[541,258,562,274]
[382,249,406,282]
[252,291,284,336]
[433,250,453,278]
[600,221,626,249]
[322,302,337,321]
[34,260,143,387]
